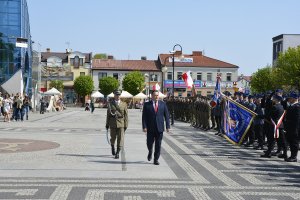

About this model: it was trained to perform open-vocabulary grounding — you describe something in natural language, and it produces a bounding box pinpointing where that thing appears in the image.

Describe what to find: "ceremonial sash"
[271,111,286,139]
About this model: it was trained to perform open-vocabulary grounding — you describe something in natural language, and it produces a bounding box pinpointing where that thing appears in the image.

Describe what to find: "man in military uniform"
[106,89,128,159]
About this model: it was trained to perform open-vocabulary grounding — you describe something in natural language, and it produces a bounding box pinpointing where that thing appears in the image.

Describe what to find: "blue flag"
[222,98,256,145]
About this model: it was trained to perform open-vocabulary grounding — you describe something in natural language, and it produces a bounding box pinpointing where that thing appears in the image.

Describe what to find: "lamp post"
[161,66,168,93]
[170,44,183,125]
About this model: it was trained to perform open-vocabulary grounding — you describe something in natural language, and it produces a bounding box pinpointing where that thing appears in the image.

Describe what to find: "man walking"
[142,90,170,165]
[106,89,128,159]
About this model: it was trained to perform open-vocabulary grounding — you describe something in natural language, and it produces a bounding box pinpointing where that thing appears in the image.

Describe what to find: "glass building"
[0,0,32,95]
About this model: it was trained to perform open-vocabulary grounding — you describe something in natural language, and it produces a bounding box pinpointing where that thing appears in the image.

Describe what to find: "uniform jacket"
[106,100,128,129]
[270,103,285,129]
[285,103,300,136]
[142,100,170,133]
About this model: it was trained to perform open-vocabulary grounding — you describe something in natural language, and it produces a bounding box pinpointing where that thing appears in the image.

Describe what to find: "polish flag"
[152,83,160,91]
[182,71,193,88]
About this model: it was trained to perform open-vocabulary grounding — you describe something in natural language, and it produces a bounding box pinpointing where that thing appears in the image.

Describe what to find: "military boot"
[115,147,120,159]
[111,145,115,156]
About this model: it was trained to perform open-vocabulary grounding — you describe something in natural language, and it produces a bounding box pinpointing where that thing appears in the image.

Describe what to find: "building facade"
[92,51,239,97]
[40,49,92,103]
[272,34,300,65]
[0,0,32,95]
[159,51,239,97]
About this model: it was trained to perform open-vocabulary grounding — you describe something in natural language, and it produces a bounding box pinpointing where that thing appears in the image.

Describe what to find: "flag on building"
[152,83,160,91]
[182,71,193,88]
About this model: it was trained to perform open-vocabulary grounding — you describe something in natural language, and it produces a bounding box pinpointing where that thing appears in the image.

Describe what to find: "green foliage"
[122,71,145,96]
[73,76,94,97]
[250,66,279,93]
[275,46,300,90]
[93,53,107,59]
[49,80,64,92]
[99,76,119,95]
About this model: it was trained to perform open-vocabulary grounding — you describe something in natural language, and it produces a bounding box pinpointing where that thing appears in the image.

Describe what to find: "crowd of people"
[166,89,300,162]
[0,92,31,122]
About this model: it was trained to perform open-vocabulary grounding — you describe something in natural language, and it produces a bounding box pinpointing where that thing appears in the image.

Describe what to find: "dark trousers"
[277,130,287,153]
[286,133,299,158]
[265,124,276,154]
[254,124,264,147]
[215,116,221,133]
[211,113,216,128]
[147,132,163,162]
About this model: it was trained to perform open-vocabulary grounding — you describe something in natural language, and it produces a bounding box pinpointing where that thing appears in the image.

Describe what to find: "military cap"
[234,92,240,96]
[273,95,282,101]
[248,95,253,99]
[288,91,298,99]
[275,89,283,93]
[113,89,122,95]
[243,93,248,98]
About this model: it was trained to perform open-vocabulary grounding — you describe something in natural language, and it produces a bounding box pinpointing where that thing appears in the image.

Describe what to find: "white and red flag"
[152,83,160,91]
[182,71,193,89]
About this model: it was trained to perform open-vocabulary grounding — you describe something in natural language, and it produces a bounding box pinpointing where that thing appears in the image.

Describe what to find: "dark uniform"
[261,95,284,158]
[285,92,300,162]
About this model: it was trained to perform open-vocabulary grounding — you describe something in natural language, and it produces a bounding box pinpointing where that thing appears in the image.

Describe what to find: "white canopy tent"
[91,91,104,98]
[158,91,166,98]
[43,87,62,95]
[107,90,133,98]
[133,92,147,99]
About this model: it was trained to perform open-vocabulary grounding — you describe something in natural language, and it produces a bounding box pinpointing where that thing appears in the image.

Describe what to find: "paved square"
[0,108,299,199]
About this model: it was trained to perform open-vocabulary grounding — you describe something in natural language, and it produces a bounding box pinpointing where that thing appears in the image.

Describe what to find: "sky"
[27,0,300,75]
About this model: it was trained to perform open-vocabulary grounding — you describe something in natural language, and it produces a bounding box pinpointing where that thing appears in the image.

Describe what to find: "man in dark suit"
[142,90,170,165]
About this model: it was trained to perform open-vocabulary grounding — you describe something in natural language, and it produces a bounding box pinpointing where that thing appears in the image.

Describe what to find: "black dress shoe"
[285,157,297,162]
[154,160,160,165]
[260,154,271,158]
[147,152,152,161]
[278,154,287,159]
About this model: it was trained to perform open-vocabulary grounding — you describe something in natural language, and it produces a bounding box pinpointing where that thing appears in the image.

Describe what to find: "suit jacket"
[270,103,284,129]
[106,100,128,129]
[285,103,300,136]
[142,100,170,133]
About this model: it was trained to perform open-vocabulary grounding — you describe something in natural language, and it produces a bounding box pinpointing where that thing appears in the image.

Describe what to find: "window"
[197,72,202,81]
[80,58,83,66]
[150,74,158,81]
[226,73,232,81]
[177,72,182,80]
[113,73,118,80]
[167,72,172,80]
[80,72,85,76]
[207,73,212,81]
[207,91,212,95]
[98,72,107,80]
[73,56,80,68]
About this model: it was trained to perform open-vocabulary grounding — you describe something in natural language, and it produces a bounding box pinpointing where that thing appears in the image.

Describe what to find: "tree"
[49,80,64,92]
[93,53,107,59]
[250,66,279,93]
[73,76,94,104]
[122,71,145,96]
[99,76,119,95]
[275,46,300,91]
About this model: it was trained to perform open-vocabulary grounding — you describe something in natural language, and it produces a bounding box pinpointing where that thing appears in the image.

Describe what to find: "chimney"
[46,48,51,52]
[107,55,114,59]
[141,56,147,60]
[192,51,202,56]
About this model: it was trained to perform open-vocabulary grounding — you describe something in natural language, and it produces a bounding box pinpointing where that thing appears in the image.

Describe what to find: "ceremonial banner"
[222,98,256,145]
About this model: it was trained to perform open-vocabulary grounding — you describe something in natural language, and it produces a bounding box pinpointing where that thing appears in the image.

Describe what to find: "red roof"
[159,52,238,68]
[92,59,160,71]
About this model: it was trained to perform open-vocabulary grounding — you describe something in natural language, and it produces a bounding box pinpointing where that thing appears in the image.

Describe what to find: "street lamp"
[170,44,183,125]
[161,66,168,93]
